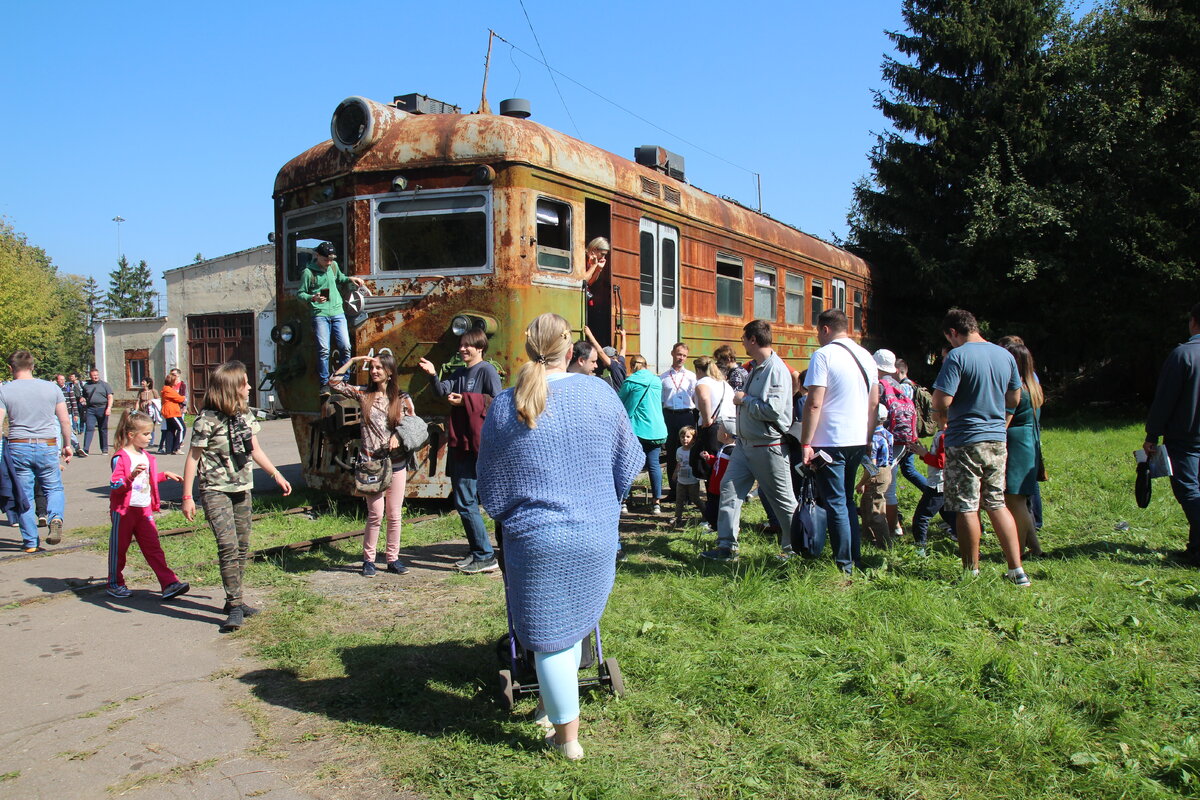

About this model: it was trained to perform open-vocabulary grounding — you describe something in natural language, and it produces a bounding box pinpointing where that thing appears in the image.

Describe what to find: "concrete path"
[0,419,386,799]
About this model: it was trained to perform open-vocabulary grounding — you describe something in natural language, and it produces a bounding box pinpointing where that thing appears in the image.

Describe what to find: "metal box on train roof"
[393,93,461,115]
[635,145,686,182]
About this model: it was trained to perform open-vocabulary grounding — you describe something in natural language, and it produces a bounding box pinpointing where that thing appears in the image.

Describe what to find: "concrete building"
[95,245,277,411]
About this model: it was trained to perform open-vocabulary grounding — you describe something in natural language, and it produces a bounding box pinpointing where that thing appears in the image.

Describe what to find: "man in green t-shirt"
[297,242,365,390]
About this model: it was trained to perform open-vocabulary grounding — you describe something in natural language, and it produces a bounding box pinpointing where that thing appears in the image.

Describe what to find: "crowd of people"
[5,274,1200,759]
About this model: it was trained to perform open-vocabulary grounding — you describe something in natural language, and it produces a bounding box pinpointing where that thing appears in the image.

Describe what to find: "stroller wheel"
[602,657,625,698]
[498,669,515,710]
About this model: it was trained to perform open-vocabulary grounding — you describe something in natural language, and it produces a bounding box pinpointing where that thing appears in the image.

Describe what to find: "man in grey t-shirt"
[0,350,73,551]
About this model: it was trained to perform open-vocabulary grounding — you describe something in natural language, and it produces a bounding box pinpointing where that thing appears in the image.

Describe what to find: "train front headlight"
[271,323,299,344]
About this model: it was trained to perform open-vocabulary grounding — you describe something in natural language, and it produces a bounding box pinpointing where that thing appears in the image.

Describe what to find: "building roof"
[162,243,275,277]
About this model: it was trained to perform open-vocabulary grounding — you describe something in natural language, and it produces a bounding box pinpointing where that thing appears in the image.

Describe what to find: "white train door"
[638,218,680,372]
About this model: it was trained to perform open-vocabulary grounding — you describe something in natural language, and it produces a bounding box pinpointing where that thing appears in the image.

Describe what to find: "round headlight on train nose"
[450,315,473,337]
[271,323,298,344]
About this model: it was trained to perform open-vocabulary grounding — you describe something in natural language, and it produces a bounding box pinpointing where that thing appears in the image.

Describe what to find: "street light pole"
[112,215,125,262]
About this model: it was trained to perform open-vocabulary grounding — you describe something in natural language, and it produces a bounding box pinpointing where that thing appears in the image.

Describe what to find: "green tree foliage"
[0,220,92,375]
[849,0,1200,393]
[104,255,155,319]
[848,0,1069,372]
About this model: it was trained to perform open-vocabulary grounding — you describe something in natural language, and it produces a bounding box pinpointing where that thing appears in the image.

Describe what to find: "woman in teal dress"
[1002,340,1044,557]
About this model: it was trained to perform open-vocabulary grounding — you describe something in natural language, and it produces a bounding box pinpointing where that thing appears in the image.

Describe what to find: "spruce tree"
[848,0,1068,369]
[105,256,155,318]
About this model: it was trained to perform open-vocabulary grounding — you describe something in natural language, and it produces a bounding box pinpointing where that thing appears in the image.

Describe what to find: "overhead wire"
[516,0,581,139]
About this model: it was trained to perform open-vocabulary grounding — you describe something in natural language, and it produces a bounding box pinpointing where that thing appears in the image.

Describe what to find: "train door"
[638,218,679,372]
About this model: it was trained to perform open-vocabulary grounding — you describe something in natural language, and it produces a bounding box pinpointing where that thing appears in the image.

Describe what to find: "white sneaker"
[545,732,584,760]
[652,503,664,515]
[620,503,629,515]
[533,700,553,731]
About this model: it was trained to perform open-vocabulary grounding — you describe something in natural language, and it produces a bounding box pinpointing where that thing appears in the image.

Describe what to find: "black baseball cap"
[314,242,337,257]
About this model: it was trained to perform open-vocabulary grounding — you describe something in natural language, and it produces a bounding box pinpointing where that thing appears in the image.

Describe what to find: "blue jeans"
[449,452,493,561]
[1166,440,1200,555]
[642,440,663,500]
[83,407,109,452]
[9,442,64,548]
[911,490,957,545]
[312,314,351,386]
[812,445,866,573]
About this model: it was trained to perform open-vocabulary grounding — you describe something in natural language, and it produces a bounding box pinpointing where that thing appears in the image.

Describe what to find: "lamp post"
[112,215,125,262]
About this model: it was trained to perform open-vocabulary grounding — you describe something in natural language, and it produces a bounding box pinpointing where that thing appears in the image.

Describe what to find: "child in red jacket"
[700,419,737,531]
[107,410,189,600]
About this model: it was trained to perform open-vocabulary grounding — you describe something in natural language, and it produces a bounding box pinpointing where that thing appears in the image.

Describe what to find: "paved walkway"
[0,419,359,799]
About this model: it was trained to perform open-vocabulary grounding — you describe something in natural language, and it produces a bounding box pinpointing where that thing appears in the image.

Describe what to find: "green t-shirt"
[189,410,262,492]
[298,261,350,318]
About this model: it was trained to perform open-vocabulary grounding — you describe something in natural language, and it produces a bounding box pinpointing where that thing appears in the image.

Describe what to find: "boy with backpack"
[874,350,939,538]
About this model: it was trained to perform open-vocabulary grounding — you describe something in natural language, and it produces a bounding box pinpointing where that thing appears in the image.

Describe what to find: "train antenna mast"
[477,29,495,114]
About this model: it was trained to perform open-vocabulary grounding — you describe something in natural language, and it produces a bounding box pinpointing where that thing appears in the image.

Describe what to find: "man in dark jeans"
[418,329,502,574]
[81,369,114,455]
[1144,302,1200,567]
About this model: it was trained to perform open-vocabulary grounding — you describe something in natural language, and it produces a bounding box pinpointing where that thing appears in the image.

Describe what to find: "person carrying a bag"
[330,353,416,577]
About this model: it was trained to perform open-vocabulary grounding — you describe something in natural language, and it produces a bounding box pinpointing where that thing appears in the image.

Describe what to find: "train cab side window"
[853,289,865,332]
[832,278,847,312]
[811,279,824,325]
[536,198,572,273]
[753,264,777,321]
[716,253,743,317]
[785,272,805,325]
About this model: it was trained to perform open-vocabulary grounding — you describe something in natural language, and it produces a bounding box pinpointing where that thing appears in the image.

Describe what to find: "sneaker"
[362,560,377,577]
[106,585,132,598]
[1006,568,1032,587]
[458,556,499,574]
[23,547,39,554]
[620,503,629,515]
[386,559,409,575]
[615,548,627,563]
[76,450,88,458]
[223,602,259,618]
[46,518,63,545]
[220,606,244,632]
[37,515,47,528]
[775,549,795,563]
[161,581,190,600]
[915,546,928,557]
[545,732,584,761]
[454,553,476,569]
[700,547,738,562]
[652,503,664,516]
[100,450,108,455]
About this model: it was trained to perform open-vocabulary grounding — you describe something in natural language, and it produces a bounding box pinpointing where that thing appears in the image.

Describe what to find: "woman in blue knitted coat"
[479,313,642,760]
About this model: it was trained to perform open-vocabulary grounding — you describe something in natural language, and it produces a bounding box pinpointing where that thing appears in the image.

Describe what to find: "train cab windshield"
[374,190,490,274]
[284,205,346,283]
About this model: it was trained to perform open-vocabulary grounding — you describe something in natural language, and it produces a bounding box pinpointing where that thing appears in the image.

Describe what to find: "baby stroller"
[494,550,625,710]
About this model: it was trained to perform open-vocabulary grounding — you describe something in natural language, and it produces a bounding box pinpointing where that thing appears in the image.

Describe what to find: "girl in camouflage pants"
[181,361,292,632]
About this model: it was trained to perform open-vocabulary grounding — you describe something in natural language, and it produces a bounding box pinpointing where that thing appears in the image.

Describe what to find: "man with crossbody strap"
[800,309,879,574]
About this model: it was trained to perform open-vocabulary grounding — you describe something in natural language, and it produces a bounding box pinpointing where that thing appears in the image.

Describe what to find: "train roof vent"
[393,93,461,115]
[663,185,681,205]
[640,176,661,199]
[635,145,686,182]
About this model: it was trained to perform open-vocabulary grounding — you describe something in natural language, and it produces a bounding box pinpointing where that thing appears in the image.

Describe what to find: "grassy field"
[124,416,1200,798]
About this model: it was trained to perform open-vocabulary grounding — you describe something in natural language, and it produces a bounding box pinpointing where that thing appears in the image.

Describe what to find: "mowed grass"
[130,417,1200,797]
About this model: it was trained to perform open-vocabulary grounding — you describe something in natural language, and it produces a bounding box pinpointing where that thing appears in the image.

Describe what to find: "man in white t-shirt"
[660,342,697,501]
[800,310,879,574]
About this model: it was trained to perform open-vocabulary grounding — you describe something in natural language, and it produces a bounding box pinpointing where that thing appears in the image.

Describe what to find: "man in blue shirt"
[932,309,1030,586]
[1144,303,1200,567]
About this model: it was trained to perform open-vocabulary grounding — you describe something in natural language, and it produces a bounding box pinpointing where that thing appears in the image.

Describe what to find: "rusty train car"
[270,93,872,497]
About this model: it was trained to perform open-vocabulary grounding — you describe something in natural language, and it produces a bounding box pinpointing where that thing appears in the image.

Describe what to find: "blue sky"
[3,0,910,290]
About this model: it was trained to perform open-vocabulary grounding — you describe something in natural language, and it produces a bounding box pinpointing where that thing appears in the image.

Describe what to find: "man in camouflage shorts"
[932,309,1031,586]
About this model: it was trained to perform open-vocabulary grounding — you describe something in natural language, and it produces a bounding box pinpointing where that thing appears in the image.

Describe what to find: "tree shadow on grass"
[1049,539,1166,566]
[239,640,528,745]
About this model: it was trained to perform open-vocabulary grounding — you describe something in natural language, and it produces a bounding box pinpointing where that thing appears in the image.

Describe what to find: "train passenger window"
[661,238,677,310]
[536,198,572,273]
[785,273,805,325]
[639,232,655,305]
[811,279,824,325]
[854,290,865,332]
[716,253,743,317]
[375,192,489,273]
[283,205,346,283]
[753,265,777,321]
[831,278,847,312]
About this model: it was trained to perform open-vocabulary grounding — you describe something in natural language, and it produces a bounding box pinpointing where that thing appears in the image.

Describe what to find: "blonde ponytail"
[513,313,572,428]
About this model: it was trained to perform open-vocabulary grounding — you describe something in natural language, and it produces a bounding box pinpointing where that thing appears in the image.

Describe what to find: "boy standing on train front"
[297,242,366,392]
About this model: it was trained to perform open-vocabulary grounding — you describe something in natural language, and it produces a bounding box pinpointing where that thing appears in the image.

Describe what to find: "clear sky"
[2,0,908,290]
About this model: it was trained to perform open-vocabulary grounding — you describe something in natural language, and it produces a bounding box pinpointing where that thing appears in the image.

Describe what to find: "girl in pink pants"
[329,352,415,576]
